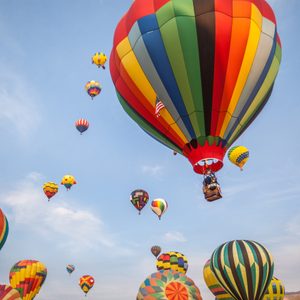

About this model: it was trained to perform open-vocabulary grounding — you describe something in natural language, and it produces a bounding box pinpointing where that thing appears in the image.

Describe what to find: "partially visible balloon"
[151,198,168,220]
[43,182,58,201]
[9,260,47,300]
[66,265,75,275]
[75,119,89,134]
[156,251,188,274]
[130,189,149,214]
[137,270,202,300]
[85,80,101,99]
[263,277,285,300]
[203,260,232,300]
[0,209,9,251]
[0,285,21,300]
[79,275,94,295]
[151,245,161,258]
[61,175,76,190]
[92,52,107,69]
[211,240,274,300]
[228,146,249,170]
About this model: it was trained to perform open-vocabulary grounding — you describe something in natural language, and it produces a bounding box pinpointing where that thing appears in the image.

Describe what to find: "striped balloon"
[228,146,249,170]
[151,198,168,220]
[9,260,47,300]
[0,209,9,251]
[203,260,233,300]
[85,80,101,99]
[211,240,274,300]
[137,270,202,300]
[110,0,282,175]
[66,264,75,275]
[75,119,89,134]
[79,275,94,295]
[43,182,58,201]
[263,277,285,300]
[157,252,188,274]
[0,285,21,300]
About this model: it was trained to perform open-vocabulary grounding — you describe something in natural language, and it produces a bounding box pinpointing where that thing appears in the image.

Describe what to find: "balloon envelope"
[110,0,282,174]
[151,245,161,258]
[0,285,21,300]
[61,175,76,190]
[85,80,101,98]
[263,277,285,300]
[130,189,149,213]
[0,209,9,251]
[157,251,188,274]
[79,275,94,295]
[151,198,168,220]
[66,265,75,274]
[75,119,89,134]
[228,146,249,170]
[43,182,58,200]
[92,52,107,69]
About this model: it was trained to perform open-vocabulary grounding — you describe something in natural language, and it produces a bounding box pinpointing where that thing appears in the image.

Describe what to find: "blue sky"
[0,0,299,299]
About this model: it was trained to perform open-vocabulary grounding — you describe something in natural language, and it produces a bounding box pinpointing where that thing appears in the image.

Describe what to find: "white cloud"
[141,164,163,176]
[164,231,187,243]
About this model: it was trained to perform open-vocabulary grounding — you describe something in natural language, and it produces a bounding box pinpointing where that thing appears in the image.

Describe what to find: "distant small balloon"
[151,198,168,220]
[75,119,89,134]
[130,189,149,214]
[228,146,249,170]
[85,80,101,99]
[151,245,161,258]
[79,275,94,295]
[61,175,76,190]
[92,52,107,69]
[66,264,75,275]
[43,182,58,201]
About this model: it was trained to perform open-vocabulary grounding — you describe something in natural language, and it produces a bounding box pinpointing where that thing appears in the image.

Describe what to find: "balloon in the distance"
[151,245,161,258]
[263,277,285,300]
[203,259,232,300]
[43,182,58,201]
[66,265,75,275]
[61,175,76,190]
[0,209,9,251]
[79,275,94,295]
[137,270,202,300]
[156,251,188,274]
[228,146,249,170]
[75,119,89,134]
[110,0,282,175]
[92,52,107,69]
[151,198,168,220]
[9,260,47,300]
[85,80,101,99]
[0,285,21,300]
[130,189,149,214]
[211,240,274,300]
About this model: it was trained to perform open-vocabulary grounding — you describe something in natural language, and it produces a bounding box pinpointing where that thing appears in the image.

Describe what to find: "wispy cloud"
[163,231,187,243]
[141,164,164,176]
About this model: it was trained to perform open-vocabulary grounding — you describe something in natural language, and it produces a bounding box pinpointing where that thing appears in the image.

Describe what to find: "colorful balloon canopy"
[151,245,162,258]
[110,0,282,175]
[79,275,94,295]
[75,119,89,134]
[61,175,76,190]
[156,251,188,274]
[211,240,274,300]
[130,189,149,214]
[0,285,21,300]
[263,277,285,300]
[42,182,58,201]
[9,260,47,300]
[203,259,232,300]
[151,198,168,220]
[66,264,75,275]
[92,52,107,69]
[137,270,202,300]
[85,80,101,99]
[0,209,9,251]
[228,146,249,170]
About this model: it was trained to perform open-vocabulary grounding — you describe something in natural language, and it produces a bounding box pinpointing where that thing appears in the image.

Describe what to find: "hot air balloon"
[0,284,21,300]
[151,198,168,220]
[42,182,58,201]
[228,146,249,170]
[157,251,188,274]
[92,52,107,69]
[85,80,101,99]
[203,259,232,300]
[79,275,94,296]
[137,270,202,300]
[75,119,89,134]
[130,189,149,214]
[61,175,76,190]
[0,209,9,251]
[66,264,75,275]
[263,277,285,300]
[210,240,274,300]
[151,245,161,258]
[9,260,47,300]
[110,0,282,177]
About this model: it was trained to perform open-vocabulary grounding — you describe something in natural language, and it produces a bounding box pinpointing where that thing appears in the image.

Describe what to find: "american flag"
[155,97,165,117]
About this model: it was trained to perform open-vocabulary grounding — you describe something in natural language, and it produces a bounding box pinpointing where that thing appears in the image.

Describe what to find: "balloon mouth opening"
[193,158,224,174]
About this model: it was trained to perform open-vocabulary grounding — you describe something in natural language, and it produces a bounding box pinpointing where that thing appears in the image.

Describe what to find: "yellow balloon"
[92,52,107,69]
[263,277,285,300]
[227,146,249,170]
[43,182,58,200]
[61,175,76,190]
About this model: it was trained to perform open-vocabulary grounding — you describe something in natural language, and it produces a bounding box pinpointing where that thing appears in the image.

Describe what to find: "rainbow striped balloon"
[0,209,9,251]
[0,285,21,300]
[85,80,101,99]
[151,198,168,220]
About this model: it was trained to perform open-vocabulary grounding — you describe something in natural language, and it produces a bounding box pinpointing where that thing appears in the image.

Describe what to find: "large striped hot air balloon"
[0,209,9,251]
[210,240,274,300]
[110,0,282,175]
[0,284,21,300]
[9,260,47,300]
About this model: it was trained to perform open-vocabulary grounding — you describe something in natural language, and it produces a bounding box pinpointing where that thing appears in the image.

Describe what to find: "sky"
[0,0,299,299]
